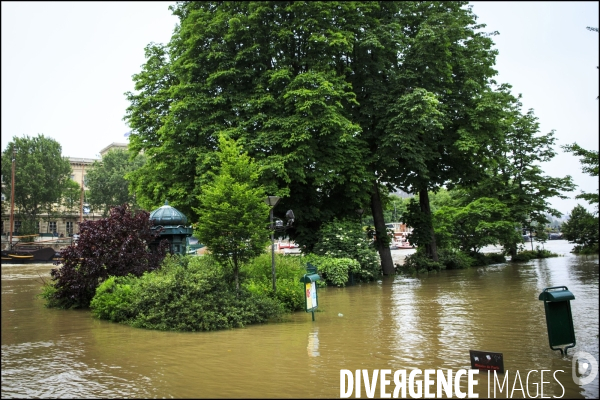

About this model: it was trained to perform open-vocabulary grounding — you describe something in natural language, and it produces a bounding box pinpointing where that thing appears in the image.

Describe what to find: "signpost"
[300,263,321,321]
[469,350,505,374]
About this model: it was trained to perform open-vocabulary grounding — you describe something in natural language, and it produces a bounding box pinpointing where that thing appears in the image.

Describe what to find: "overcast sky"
[2,2,598,217]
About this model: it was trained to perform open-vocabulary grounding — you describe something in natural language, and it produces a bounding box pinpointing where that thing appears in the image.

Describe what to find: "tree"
[193,135,270,293]
[124,1,509,275]
[454,96,575,255]
[350,2,502,267]
[86,149,146,216]
[562,143,599,212]
[433,198,519,254]
[46,204,168,309]
[561,205,599,252]
[1,134,72,234]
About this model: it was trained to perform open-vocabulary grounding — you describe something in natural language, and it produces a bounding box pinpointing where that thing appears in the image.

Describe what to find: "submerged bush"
[302,254,360,287]
[512,248,559,262]
[46,204,168,309]
[90,255,283,331]
[241,253,306,311]
[437,249,473,269]
[468,252,507,266]
[311,219,381,281]
[401,251,444,274]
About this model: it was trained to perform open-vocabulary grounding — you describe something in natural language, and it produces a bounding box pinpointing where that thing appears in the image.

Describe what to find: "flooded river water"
[2,240,598,398]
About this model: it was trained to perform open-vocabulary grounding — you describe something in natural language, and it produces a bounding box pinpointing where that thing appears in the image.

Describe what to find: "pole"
[79,162,84,227]
[9,148,16,248]
[270,207,276,292]
[530,227,534,252]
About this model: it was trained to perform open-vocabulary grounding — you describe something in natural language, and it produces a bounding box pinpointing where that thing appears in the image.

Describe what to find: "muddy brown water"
[2,241,598,398]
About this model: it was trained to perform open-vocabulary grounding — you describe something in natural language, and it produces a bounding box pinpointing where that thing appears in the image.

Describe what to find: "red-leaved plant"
[49,204,169,308]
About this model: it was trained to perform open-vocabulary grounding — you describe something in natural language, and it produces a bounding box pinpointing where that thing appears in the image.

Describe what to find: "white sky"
[2,1,598,217]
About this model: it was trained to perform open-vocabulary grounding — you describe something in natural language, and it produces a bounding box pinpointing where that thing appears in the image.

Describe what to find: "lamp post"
[9,148,16,248]
[265,196,281,292]
[356,208,364,227]
[79,162,85,227]
[526,217,533,251]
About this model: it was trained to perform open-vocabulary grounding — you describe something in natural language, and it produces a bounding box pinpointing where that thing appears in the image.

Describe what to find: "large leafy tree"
[457,97,575,255]
[124,1,509,274]
[1,134,72,234]
[326,1,503,267]
[125,1,370,252]
[86,149,146,216]
[561,204,599,251]
[193,135,270,293]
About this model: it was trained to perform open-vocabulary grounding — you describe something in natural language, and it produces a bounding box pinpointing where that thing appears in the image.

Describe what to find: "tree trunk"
[233,254,240,296]
[419,188,439,262]
[371,182,395,275]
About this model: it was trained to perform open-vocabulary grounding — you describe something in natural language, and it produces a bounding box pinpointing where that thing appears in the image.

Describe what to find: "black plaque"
[469,350,505,374]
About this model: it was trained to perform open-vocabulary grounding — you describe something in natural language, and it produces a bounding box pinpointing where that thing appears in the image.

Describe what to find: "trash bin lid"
[539,287,575,302]
[300,273,321,283]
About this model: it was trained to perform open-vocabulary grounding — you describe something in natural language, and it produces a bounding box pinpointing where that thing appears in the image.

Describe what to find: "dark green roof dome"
[149,201,188,226]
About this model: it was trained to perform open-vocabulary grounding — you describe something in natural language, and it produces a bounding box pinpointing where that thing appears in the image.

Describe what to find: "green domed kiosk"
[149,201,193,255]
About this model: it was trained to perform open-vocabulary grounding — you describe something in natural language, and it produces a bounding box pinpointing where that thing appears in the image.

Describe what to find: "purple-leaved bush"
[49,204,169,308]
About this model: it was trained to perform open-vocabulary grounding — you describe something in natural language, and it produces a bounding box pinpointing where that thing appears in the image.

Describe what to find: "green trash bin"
[538,286,576,355]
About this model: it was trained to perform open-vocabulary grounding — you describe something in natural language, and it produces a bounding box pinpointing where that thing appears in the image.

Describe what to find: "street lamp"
[9,147,17,248]
[265,196,281,292]
[356,208,364,227]
[525,217,533,251]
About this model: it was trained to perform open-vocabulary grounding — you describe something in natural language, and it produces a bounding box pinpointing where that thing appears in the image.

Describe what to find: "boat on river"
[1,237,63,264]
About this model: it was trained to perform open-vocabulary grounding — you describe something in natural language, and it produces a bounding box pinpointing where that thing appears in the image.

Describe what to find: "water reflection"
[307,328,320,357]
[1,240,598,398]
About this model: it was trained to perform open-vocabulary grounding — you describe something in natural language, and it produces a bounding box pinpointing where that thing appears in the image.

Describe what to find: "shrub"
[244,278,304,312]
[463,251,507,267]
[572,243,599,254]
[241,253,306,311]
[398,251,444,275]
[90,276,138,322]
[437,249,473,269]
[511,248,559,262]
[303,254,360,287]
[311,219,381,281]
[47,204,169,309]
[484,253,507,264]
[90,255,284,331]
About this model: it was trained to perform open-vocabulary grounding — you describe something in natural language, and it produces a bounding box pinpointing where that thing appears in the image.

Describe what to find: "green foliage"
[86,149,146,216]
[433,198,519,254]
[193,135,271,291]
[46,204,168,309]
[90,255,284,331]
[561,205,599,251]
[39,282,62,309]
[437,249,474,269]
[468,252,507,267]
[455,98,575,251]
[303,254,360,287]
[241,253,306,311]
[124,2,371,249]
[1,134,72,234]
[90,276,137,322]
[562,143,599,211]
[511,248,559,262]
[400,251,444,275]
[311,219,380,281]
[572,243,599,255]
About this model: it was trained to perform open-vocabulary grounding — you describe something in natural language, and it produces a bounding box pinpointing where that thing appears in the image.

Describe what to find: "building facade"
[2,142,128,238]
